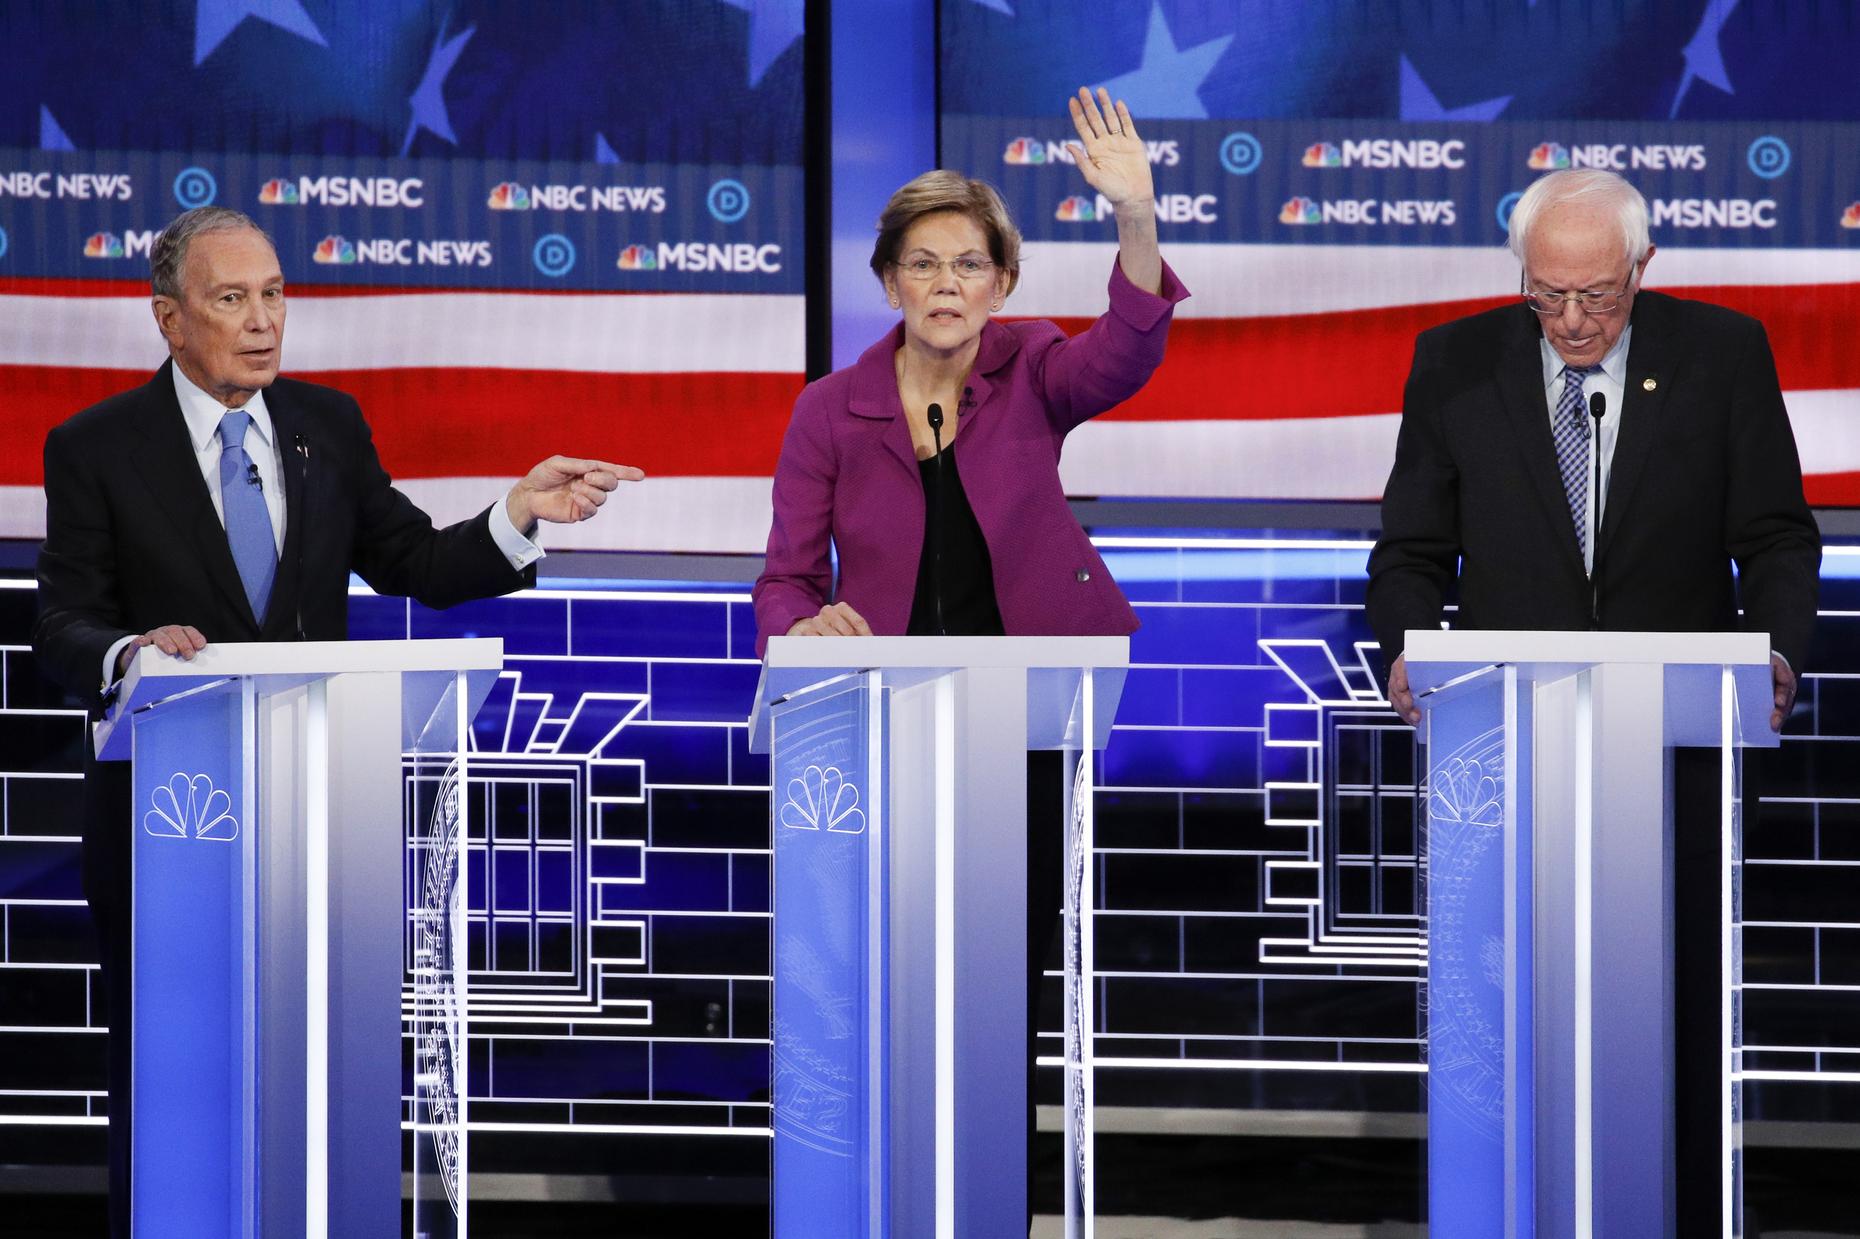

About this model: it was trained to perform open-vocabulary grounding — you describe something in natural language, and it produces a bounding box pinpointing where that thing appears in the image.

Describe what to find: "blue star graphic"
[719,0,805,88]
[400,20,476,157]
[1669,0,1741,118]
[1096,2,1232,121]
[595,133,620,165]
[1398,54,1510,121]
[194,0,327,67]
[40,105,76,152]
[967,0,1014,13]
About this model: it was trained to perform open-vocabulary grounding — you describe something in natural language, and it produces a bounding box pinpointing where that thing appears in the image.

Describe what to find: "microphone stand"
[1589,390,1606,627]
[926,402,946,636]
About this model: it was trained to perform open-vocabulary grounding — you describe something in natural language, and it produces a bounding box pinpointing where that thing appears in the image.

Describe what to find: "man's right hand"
[787,603,873,638]
[118,625,209,677]
[1388,654,1421,727]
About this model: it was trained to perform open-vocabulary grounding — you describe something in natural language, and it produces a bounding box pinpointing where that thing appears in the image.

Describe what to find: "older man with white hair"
[1367,168,1820,1230]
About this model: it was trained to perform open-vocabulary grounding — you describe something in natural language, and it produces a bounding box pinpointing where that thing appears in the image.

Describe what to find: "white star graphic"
[1096,2,1232,121]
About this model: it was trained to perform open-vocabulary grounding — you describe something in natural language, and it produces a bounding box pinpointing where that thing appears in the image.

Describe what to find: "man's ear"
[150,296,181,348]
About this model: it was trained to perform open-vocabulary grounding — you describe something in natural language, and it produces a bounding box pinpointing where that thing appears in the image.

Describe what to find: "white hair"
[1506,169,1651,268]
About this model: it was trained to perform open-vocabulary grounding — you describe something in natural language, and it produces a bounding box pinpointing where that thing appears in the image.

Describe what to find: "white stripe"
[1010,242,1860,319]
[3,389,1854,546]
[0,293,803,374]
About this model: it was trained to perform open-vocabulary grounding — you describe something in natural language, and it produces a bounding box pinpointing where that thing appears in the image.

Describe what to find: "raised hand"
[1066,87,1154,211]
[506,456,646,531]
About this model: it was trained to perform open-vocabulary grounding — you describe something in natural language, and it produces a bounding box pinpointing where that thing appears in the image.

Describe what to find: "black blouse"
[907,444,1005,637]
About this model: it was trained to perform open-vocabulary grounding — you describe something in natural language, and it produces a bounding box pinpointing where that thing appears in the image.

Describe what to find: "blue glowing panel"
[1423,677,1508,1237]
[131,686,246,1235]
[770,681,877,1235]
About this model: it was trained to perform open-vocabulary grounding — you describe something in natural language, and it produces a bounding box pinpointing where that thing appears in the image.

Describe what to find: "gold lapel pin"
[1643,377,1658,391]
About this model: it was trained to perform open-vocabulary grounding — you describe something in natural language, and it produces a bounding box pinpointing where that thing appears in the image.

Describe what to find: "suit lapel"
[847,325,925,479]
[134,362,260,630]
[1493,313,1587,576]
[1598,293,1677,560]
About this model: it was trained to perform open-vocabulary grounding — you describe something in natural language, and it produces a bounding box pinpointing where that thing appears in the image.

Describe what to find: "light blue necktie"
[1553,366,1598,561]
[217,409,276,621]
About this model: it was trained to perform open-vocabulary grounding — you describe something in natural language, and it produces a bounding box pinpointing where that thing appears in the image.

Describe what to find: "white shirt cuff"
[487,496,546,571]
[102,634,138,693]
[1772,649,1790,674]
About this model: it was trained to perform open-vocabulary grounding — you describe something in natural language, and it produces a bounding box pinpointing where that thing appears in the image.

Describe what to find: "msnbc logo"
[1055,196,1098,222]
[313,235,356,264]
[617,244,658,270]
[83,232,125,258]
[1842,203,1860,229]
[488,182,531,210]
[1279,197,1322,225]
[1003,137,1047,166]
[1529,142,1571,170]
[258,178,300,204]
[1302,142,1342,168]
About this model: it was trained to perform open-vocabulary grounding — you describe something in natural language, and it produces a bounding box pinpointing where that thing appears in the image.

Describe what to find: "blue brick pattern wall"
[1,536,1856,1164]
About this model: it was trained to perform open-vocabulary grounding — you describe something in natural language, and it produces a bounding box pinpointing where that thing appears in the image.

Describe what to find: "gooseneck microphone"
[926,402,947,635]
[1589,390,1606,626]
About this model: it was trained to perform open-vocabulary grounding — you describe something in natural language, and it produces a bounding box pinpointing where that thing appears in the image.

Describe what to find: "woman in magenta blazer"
[752,88,1189,654]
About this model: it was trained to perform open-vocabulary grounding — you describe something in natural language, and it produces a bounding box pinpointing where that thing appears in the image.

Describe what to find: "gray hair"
[1506,169,1651,268]
[150,207,273,300]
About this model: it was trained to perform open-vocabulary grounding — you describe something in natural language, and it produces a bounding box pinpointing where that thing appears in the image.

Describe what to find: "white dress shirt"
[101,366,544,687]
[1539,325,1631,577]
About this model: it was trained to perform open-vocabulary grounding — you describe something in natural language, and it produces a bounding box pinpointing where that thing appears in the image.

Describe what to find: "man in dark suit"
[1367,169,1820,1231]
[32,205,642,1236]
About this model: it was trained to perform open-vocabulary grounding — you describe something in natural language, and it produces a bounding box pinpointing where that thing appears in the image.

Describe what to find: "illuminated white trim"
[306,681,329,1239]
[0,1115,108,1126]
[1721,667,1737,1239]
[1037,1055,1426,1074]
[933,674,956,1239]
[1574,674,1594,1238]
[1091,536,1375,551]
[1735,1070,1860,1084]
[398,1120,775,1136]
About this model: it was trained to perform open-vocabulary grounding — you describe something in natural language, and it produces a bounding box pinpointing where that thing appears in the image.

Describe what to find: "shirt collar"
[1539,323,1633,391]
[171,361,275,453]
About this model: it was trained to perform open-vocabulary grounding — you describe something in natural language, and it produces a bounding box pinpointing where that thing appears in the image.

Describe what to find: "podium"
[1404,630,1778,1239]
[95,638,504,1239]
[749,636,1129,1238]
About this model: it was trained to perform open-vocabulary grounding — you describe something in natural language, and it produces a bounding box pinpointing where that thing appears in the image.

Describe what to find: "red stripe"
[1047,282,1860,421]
[1805,472,1860,507]
[0,366,804,484]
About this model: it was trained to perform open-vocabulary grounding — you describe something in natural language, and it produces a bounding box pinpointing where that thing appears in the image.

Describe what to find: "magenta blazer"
[753,257,1190,656]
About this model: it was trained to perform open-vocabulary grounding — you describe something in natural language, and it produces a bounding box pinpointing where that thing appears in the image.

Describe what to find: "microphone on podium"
[1589,390,1606,626]
[926,403,946,636]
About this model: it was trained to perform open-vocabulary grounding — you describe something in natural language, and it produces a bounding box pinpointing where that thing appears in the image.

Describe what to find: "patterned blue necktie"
[217,409,276,621]
[1553,366,1598,561]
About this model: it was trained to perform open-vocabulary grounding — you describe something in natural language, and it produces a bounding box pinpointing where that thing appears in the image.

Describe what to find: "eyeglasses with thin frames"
[895,255,996,282]
[1521,271,1636,316]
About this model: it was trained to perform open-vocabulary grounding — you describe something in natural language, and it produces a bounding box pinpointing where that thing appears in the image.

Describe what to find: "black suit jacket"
[34,360,535,706]
[1366,290,1821,671]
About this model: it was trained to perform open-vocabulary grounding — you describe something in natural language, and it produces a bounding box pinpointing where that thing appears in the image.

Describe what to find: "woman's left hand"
[1066,87,1154,211]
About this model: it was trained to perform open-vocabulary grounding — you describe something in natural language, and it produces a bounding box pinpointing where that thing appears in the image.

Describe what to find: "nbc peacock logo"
[1003,137,1045,166]
[488,181,531,210]
[1279,196,1322,225]
[257,178,300,205]
[143,773,240,842]
[1054,195,1098,222]
[1302,142,1342,168]
[1842,202,1860,230]
[313,235,356,264]
[1529,142,1570,170]
[83,232,125,258]
[616,244,658,270]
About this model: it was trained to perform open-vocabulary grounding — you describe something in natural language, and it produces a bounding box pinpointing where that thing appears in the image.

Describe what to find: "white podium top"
[96,638,503,759]
[1403,629,1776,747]
[749,635,1130,752]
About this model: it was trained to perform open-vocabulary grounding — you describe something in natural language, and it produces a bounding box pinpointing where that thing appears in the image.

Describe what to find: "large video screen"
[0,0,805,551]
[941,0,1860,505]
